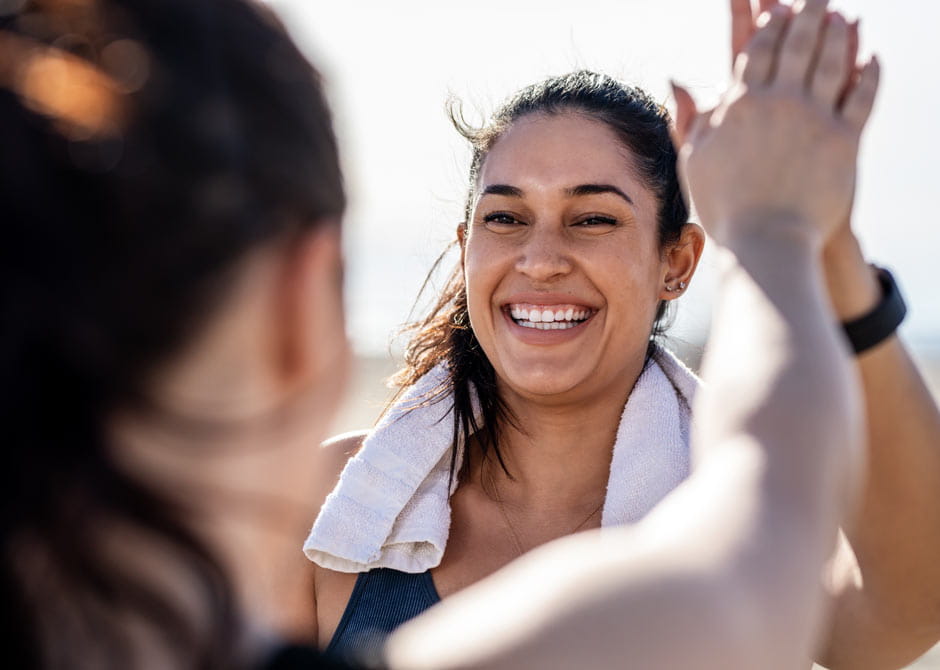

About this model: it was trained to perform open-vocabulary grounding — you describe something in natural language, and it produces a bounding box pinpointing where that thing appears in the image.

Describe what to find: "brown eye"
[483,212,524,226]
[574,215,617,227]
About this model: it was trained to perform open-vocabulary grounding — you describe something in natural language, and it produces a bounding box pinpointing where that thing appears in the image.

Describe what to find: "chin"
[497,362,592,400]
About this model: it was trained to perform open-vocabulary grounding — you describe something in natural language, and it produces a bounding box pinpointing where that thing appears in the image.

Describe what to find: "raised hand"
[674,0,879,249]
[730,0,861,238]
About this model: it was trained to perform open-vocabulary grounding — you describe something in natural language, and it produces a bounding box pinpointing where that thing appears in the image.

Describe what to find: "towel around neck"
[304,344,699,574]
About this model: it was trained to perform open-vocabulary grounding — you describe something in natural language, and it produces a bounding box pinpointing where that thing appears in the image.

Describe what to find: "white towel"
[304,344,699,573]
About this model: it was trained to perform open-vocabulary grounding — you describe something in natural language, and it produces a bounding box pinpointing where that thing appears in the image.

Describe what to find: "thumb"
[670,80,699,150]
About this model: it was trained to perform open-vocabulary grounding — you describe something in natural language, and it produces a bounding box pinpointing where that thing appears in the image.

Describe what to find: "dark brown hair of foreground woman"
[0,0,343,666]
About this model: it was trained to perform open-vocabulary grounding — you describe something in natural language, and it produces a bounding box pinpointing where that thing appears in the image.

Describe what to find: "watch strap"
[841,266,907,355]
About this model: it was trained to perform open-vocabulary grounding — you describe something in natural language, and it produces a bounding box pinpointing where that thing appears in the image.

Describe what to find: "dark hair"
[0,0,343,666]
[394,70,687,478]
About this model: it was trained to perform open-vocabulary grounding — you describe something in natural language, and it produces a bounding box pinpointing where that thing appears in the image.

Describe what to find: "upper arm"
[386,471,810,670]
[385,529,777,670]
[818,530,940,669]
[815,339,940,668]
[309,430,367,646]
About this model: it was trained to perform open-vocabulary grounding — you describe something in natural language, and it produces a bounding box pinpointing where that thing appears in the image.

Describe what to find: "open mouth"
[506,303,595,331]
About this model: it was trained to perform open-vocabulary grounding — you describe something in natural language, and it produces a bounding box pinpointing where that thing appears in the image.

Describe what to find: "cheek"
[463,271,494,351]
[463,236,502,312]
[601,246,666,319]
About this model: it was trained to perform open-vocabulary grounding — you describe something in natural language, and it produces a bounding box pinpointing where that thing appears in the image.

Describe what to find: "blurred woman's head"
[398,71,702,470]
[0,0,346,665]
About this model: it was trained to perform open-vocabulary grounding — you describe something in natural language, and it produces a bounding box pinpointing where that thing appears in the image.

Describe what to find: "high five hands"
[671,0,879,249]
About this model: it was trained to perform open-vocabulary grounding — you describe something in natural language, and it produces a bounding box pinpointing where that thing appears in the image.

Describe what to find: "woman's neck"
[480,358,646,511]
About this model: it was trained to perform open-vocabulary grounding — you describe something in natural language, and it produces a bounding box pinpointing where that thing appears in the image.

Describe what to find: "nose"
[514,225,573,282]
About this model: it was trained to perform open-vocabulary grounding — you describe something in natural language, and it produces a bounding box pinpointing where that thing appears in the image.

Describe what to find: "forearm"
[385,521,770,670]
[692,226,864,650]
[817,232,940,668]
[699,224,863,512]
[819,343,940,668]
[849,341,940,612]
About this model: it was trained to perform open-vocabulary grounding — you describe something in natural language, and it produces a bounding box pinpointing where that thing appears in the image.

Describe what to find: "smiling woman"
[462,110,702,405]
[305,3,940,666]
[394,72,704,475]
[306,71,705,661]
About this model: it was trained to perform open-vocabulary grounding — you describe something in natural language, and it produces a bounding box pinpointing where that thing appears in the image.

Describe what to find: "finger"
[737,5,791,87]
[670,80,699,148]
[848,18,859,64]
[669,83,701,218]
[841,55,880,134]
[775,0,831,89]
[757,0,780,12]
[731,0,757,65]
[837,18,860,106]
[809,13,850,107]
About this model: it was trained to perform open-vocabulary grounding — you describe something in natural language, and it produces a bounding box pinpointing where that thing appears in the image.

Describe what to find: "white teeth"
[507,304,594,328]
[514,320,580,330]
[522,319,580,330]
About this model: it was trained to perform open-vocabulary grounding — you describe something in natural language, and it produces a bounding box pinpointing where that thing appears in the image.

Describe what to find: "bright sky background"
[267,0,940,356]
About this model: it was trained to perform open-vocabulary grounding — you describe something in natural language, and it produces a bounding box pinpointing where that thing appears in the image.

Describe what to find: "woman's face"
[463,112,671,404]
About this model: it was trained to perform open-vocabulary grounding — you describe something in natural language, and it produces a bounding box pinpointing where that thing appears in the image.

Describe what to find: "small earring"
[678,281,687,290]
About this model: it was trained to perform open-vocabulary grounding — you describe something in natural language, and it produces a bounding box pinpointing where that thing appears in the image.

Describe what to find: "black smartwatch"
[841,266,907,355]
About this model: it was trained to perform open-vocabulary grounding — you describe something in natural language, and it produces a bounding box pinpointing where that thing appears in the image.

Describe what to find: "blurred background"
[262,0,939,430]
[265,2,939,663]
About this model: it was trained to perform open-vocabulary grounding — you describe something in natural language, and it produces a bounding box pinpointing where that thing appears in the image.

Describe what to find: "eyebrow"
[566,183,634,205]
[480,184,524,198]
[480,183,634,206]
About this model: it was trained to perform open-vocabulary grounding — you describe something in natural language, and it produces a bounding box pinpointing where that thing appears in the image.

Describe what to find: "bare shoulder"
[309,429,368,515]
[319,429,368,478]
[322,429,368,451]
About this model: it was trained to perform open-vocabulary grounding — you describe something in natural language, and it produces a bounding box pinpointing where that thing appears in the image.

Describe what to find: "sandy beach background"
[329,344,940,669]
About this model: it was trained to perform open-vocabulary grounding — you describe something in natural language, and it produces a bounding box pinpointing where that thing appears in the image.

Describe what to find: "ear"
[274,222,349,396]
[659,223,706,301]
